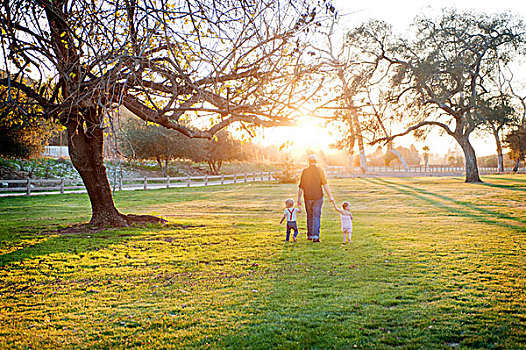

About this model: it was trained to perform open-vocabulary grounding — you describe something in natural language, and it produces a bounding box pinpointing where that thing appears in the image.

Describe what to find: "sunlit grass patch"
[0,175,525,349]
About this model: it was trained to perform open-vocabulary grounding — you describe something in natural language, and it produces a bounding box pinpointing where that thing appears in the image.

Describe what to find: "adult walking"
[297,155,335,242]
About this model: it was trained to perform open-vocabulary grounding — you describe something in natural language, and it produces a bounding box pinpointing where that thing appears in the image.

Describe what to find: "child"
[280,198,301,242]
[333,201,353,243]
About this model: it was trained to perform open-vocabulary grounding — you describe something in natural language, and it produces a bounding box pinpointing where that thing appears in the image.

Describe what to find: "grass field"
[0,175,525,349]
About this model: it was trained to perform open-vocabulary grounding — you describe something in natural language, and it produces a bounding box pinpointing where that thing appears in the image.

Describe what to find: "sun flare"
[256,118,339,157]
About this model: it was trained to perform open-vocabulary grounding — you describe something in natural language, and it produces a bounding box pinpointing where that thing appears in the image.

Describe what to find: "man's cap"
[307,154,317,163]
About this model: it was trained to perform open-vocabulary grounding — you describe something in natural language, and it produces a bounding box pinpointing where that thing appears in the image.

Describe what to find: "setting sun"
[256,117,341,158]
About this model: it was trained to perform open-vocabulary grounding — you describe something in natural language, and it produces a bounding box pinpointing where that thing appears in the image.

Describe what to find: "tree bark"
[66,112,164,227]
[387,143,409,171]
[156,156,166,177]
[491,125,504,172]
[513,158,520,173]
[353,114,367,173]
[67,115,128,226]
[456,135,482,183]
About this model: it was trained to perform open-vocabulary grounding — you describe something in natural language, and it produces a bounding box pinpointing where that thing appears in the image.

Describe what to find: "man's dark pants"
[305,197,323,240]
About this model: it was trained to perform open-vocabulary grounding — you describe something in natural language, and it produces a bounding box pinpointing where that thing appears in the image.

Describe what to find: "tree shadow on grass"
[0,221,199,267]
[491,176,526,183]
[481,182,526,192]
[363,178,526,232]
[0,229,140,268]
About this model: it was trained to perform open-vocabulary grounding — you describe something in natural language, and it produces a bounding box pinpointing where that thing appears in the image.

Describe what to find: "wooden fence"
[328,165,526,176]
[0,171,278,196]
[1,166,524,197]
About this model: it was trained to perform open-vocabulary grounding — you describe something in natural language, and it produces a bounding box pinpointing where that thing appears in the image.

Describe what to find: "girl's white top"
[284,208,298,221]
[340,213,352,230]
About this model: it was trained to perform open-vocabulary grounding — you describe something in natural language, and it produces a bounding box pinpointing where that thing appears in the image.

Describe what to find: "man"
[297,155,335,242]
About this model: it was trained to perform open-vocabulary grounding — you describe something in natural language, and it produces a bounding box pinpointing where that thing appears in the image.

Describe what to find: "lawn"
[0,175,525,349]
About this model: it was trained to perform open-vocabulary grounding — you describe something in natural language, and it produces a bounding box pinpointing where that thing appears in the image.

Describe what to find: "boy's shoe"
[313,239,320,243]
[293,236,297,242]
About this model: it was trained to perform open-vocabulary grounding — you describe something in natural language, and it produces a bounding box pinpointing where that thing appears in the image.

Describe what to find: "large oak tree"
[362,10,526,182]
[1,0,333,226]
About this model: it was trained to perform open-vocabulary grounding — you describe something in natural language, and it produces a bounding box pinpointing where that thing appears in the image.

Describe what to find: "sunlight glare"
[256,117,339,158]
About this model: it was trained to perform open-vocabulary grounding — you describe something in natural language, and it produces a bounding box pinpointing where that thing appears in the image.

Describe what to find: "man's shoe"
[313,239,320,243]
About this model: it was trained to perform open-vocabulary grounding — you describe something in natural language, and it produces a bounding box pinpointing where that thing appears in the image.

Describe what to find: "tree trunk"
[156,156,166,177]
[66,113,165,227]
[67,116,128,226]
[353,114,367,173]
[513,158,520,173]
[491,125,504,172]
[388,143,409,171]
[456,135,482,183]
[208,161,217,174]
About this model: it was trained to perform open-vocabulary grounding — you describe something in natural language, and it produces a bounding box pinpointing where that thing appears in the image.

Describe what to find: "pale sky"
[333,0,526,31]
[332,0,526,157]
[256,0,526,159]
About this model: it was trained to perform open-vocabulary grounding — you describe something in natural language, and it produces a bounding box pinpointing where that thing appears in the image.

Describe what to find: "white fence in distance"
[0,172,278,197]
[1,166,525,197]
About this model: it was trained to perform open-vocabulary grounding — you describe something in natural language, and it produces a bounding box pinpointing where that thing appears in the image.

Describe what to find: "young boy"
[332,201,353,243]
[280,198,301,242]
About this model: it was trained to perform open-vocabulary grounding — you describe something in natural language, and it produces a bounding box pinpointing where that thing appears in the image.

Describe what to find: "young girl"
[280,198,301,242]
[333,201,353,243]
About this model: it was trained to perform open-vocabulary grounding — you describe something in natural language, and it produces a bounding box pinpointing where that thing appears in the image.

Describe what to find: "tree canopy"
[357,10,526,182]
[0,0,335,226]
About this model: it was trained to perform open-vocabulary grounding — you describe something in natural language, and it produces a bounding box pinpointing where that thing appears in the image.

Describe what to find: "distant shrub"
[273,159,299,183]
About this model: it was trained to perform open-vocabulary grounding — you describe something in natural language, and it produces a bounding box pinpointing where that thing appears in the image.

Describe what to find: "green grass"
[0,175,525,349]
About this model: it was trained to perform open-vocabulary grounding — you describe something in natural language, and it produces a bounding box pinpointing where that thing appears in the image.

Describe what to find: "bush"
[273,159,299,183]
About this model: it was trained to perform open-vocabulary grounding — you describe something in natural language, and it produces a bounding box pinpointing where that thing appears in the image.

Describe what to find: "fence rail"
[0,171,278,197]
[327,165,526,176]
[1,166,525,197]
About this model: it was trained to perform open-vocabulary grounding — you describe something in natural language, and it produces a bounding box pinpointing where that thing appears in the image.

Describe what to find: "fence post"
[233,174,237,184]
[204,175,208,186]
[244,173,247,183]
[119,175,123,191]
[260,171,263,181]
[143,177,147,190]
[268,171,271,181]
[221,174,224,185]
[253,172,256,182]
[60,178,65,194]
[166,176,170,189]
[26,178,31,196]
[187,175,191,187]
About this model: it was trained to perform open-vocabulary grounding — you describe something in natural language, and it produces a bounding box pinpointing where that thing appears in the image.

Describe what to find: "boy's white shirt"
[284,207,298,221]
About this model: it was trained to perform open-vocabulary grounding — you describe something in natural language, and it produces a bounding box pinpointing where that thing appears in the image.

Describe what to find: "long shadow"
[0,222,182,267]
[493,176,526,184]
[362,178,526,233]
[482,182,526,192]
[377,178,526,226]
[0,230,139,268]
